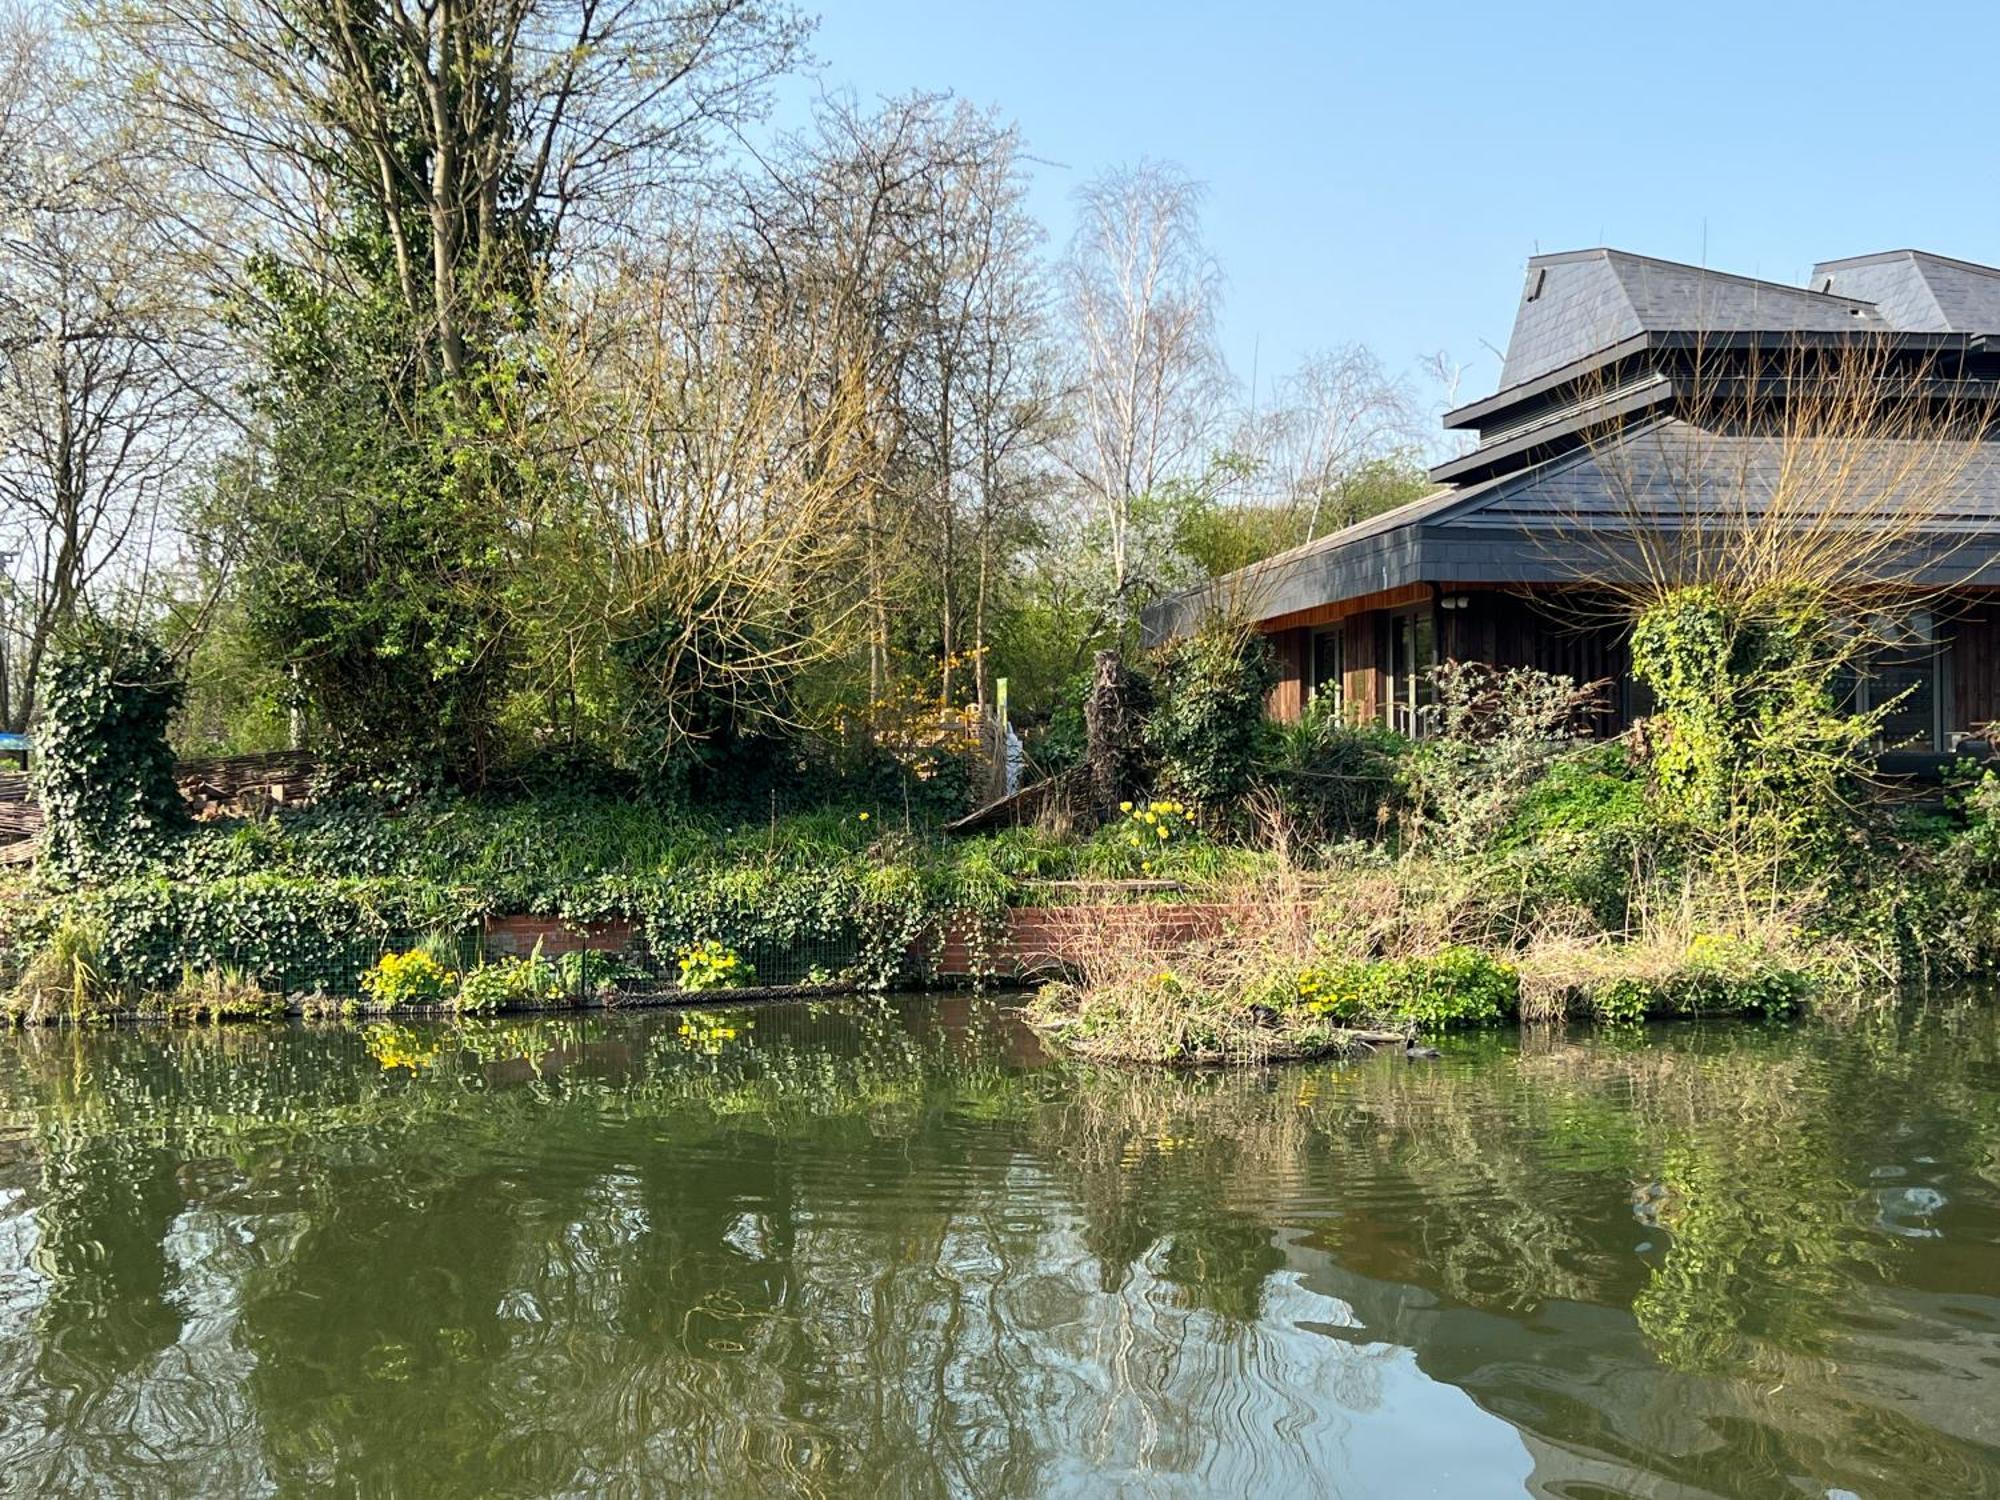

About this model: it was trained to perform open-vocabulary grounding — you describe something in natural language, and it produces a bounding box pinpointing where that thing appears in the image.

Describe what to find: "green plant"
[1144,620,1278,803]
[1265,701,1407,839]
[676,939,752,992]
[34,619,189,880]
[1400,661,1601,857]
[361,948,457,1009]
[1298,945,1519,1030]
[1630,586,1878,881]
[10,913,130,1024]
[157,964,282,1023]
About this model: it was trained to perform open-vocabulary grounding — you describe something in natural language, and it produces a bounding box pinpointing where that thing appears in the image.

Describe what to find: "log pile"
[0,750,322,860]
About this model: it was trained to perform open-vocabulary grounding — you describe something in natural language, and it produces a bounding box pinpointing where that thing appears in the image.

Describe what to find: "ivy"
[35,621,188,881]
[1144,621,1277,804]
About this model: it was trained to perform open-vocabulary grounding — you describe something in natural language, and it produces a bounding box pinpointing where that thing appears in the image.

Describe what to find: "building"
[1142,248,2000,750]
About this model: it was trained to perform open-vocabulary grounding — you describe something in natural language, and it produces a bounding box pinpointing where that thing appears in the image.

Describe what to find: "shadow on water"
[0,994,1996,1497]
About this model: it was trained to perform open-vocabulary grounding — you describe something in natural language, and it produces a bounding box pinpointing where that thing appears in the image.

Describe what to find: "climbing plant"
[1143,620,1278,804]
[35,621,189,881]
[1629,584,1879,875]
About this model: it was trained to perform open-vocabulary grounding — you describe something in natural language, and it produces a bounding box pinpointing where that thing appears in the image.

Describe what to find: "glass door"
[1386,609,1435,737]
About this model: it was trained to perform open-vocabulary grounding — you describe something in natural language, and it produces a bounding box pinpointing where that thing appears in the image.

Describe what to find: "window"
[1309,629,1343,712]
[1844,612,1941,751]
[1384,608,1435,737]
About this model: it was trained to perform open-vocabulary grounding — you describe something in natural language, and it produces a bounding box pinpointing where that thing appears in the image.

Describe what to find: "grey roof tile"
[1812,250,2000,333]
[1500,250,1882,388]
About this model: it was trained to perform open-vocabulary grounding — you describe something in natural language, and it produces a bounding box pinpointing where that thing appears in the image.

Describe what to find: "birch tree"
[1058,161,1227,614]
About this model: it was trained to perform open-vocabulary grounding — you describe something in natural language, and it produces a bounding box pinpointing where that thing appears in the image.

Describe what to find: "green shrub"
[1144,621,1278,803]
[35,620,188,880]
[1675,933,1812,1014]
[1369,945,1520,1028]
[1400,662,1600,857]
[1264,701,1407,839]
[1296,945,1519,1029]
[455,947,564,1011]
[1502,742,1659,927]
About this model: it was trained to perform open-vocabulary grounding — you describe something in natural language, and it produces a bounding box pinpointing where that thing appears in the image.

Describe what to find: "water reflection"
[0,998,1995,1497]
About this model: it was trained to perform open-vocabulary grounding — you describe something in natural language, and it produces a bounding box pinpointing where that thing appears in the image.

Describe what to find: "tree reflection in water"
[0,997,1995,1497]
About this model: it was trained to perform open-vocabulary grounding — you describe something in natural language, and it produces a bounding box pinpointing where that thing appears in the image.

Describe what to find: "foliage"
[1104,798,1201,875]
[676,939,753,992]
[8,913,130,1025]
[154,964,281,1023]
[1400,661,1602,858]
[1143,621,1278,803]
[361,949,458,1010]
[1263,698,1408,840]
[456,951,565,1012]
[1299,946,1521,1030]
[35,620,188,880]
[1630,586,1878,878]
[1500,741,1657,928]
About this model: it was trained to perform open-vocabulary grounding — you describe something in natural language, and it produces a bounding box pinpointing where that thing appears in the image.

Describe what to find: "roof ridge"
[1815,248,2000,280]
[1608,250,1877,310]
[1530,247,1878,309]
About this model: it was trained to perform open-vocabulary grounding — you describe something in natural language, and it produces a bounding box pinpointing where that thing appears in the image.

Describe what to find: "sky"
[773,0,2000,424]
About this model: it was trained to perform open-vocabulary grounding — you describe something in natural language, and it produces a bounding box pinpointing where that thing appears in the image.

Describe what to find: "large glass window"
[1385,609,1435,737]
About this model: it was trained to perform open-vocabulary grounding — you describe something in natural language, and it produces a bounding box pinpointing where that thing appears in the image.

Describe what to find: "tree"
[97,0,812,382]
[520,249,886,786]
[1058,161,1228,615]
[94,0,811,782]
[0,7,224,730]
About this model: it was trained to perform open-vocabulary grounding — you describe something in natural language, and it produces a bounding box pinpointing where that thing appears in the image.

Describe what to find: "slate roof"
[1811,250,2000,334]
[1143,244,2000,643]
[1141,418,2000,642]
[1499,249,1883,389]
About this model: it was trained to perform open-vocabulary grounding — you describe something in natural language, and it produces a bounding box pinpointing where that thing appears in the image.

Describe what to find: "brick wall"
[484,914,635,958]
[486,903,1295,984]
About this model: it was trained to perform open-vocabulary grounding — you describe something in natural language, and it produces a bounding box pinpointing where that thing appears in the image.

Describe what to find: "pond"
[0,998,1996,1498]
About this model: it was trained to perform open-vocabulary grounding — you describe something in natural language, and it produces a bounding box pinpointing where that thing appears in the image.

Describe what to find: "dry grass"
[1023,897,1362,1066]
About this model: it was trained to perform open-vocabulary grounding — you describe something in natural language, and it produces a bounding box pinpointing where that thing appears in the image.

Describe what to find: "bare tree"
[95,0,811,380]
[0,7,222,729]
[1563,333,1999,628]
[1249,343,1426,540]
[519,246,885,760]
[1058,161,1227,611]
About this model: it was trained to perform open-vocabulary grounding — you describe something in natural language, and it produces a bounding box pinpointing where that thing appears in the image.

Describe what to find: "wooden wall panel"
[1343,613,1379,722]
[1266,627,1308,723]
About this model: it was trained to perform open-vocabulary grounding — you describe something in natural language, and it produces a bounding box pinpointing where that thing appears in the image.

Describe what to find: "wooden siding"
[1267,627,1309,721]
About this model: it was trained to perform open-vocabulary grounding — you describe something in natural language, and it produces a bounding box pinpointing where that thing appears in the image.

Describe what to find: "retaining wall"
[486,902,1296,982]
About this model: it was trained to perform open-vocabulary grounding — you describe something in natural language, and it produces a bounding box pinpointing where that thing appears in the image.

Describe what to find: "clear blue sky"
[775,0,2000,417]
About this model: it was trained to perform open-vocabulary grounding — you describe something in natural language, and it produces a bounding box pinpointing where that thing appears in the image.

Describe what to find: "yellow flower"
[1118,800,1133,812]
[1156,825,1169,839]
[858,811,870,822]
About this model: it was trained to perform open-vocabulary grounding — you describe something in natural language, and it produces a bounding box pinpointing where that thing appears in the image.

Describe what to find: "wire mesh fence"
[176,919,884,1008]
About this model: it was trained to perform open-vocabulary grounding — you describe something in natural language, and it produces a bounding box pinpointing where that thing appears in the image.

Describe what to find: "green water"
[0,999,1996,1498]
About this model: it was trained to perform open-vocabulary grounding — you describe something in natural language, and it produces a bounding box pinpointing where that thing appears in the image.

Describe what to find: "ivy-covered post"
[1085,649,1136,821]
[35,620,188,881]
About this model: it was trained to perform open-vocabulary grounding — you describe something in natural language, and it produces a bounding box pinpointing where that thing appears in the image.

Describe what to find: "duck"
[1404,1037,1441,1061]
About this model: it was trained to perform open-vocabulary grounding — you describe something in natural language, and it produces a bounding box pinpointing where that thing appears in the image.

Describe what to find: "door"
[1384,608,1435,737]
